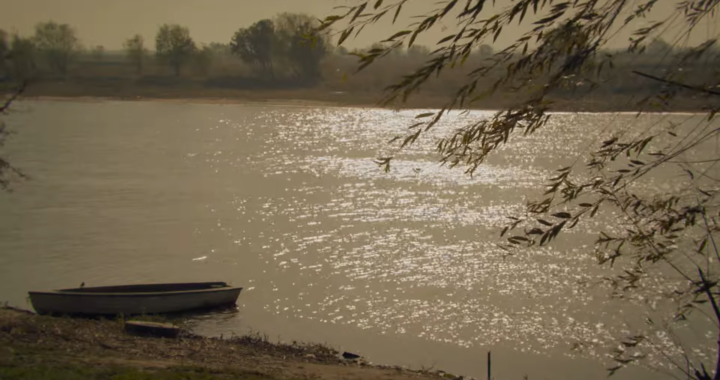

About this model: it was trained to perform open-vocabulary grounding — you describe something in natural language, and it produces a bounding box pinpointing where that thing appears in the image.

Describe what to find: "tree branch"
[698,268,720,380]
[0,82,27,113]
[632,70,720,97]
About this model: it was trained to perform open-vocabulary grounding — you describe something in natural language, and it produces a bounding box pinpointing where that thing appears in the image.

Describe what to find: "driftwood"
[124,320,180,338]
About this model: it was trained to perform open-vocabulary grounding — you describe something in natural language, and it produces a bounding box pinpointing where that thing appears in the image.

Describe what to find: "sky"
[0,0,716,51]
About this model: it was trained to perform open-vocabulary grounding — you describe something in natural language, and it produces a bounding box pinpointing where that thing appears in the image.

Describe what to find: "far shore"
[7,83,712,113]
[21,95,712,115]
[23,94,345,108]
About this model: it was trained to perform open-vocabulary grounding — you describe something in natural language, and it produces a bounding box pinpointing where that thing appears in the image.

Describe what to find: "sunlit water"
[0,101,717,380]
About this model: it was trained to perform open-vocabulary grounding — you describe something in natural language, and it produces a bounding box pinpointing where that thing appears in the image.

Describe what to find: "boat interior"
[57,282,231,293]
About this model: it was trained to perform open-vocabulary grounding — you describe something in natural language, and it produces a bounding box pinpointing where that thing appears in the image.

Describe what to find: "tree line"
[0,13,336,84]
[0,14,716,107]
[0,14,443,86]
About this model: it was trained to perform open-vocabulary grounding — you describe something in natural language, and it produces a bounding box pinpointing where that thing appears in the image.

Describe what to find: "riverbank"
[0,307,457,380]
[11,81,713,112]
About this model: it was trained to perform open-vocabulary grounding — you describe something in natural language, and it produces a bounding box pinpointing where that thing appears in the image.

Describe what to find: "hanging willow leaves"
[319,0,720,378]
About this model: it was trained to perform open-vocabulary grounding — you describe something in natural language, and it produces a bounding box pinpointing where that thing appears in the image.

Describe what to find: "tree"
[193,44,214,75]
[366,42,385,52]
[647,38,673,55]
[0,34,28,192]
[406,45,429,57]
[8,35,36,81]
[274,13,329,81]
[230,19,277,78]
[207,42,233,69]
[33,21,79,77]
[478,44,493,57]
[321,1,720,379]
[123,34,147,75]
[207,42,231,57]
[0,46,26,190]
[0,91,25,191]
[0,30,8,78]
[155,24,195,77]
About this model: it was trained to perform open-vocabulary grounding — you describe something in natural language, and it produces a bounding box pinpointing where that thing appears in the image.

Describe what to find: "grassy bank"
[0,307,452,380]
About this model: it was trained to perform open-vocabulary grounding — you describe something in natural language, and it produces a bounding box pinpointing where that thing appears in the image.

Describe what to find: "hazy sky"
[0,0,716,50]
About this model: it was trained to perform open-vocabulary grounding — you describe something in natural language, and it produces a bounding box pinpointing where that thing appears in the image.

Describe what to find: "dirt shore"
[0,307,457,380]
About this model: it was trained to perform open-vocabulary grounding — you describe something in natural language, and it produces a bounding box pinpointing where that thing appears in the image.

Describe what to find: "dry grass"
[0,307,450,380]
[0,307,339,368]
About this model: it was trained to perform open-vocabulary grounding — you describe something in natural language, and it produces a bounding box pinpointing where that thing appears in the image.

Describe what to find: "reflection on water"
[0,101,716,380]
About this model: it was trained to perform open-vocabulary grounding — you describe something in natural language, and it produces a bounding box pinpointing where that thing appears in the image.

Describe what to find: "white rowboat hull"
[28,282,242,315]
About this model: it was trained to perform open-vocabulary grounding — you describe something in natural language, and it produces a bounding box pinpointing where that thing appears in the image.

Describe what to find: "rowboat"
[28,282,242,316]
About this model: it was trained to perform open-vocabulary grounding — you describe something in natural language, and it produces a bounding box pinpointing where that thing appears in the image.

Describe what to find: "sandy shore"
[0,307,458,380]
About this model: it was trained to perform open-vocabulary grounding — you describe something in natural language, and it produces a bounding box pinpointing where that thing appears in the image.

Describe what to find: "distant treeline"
[1,15,718,109]
[0,13,332,85]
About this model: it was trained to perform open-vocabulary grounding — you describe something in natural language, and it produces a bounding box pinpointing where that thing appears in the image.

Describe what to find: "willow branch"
[632,70,720,97]
[0,82,27,113]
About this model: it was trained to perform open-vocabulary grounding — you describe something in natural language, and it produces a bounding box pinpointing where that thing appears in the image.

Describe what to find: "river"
[0,100,716,380]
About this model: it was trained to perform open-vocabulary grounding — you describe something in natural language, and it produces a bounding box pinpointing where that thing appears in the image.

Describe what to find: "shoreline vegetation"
[0,306,459,380]
[11,84,713,113]
[1,17,716,114]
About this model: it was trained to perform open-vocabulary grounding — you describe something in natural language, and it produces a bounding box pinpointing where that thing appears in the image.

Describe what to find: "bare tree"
[0,82,26,191]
